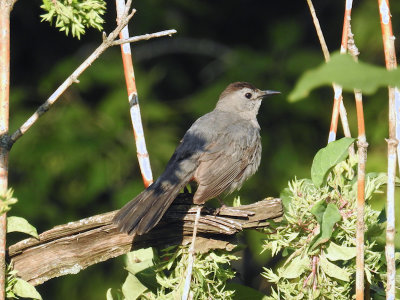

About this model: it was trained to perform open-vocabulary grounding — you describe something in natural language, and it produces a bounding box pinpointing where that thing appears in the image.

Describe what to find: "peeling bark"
[8,195,282,286]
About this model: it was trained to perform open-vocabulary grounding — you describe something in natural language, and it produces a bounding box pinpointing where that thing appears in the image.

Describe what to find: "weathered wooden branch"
[7,194,282,286]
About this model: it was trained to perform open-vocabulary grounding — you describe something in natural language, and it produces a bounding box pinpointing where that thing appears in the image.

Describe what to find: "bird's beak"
[260,90,280,98]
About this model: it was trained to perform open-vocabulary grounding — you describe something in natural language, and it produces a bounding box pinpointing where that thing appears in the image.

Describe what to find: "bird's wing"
[193,121,260,204]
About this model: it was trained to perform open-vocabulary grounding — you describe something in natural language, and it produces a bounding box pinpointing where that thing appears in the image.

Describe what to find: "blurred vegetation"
[7,0,400,298]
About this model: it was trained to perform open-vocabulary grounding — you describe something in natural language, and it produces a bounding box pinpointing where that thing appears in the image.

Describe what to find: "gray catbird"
[113,82,279,235]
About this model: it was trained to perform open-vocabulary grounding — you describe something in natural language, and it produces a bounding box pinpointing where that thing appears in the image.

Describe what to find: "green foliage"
[12,1,400,298]
[225,283,268,300]
[7,216,38,238]
[0,189,17,215]
[6,265,42,300]
[311,138,356,187]
[289,52,400,101]
[108,246,239,300]
[3,192,41,300]
[261,152,393,299]
[40,0,106,39]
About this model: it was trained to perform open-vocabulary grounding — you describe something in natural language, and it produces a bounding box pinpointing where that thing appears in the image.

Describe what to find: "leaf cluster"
[40,0,106,39]
[4,191,42,300]
[0,189,17,215]
[6,266,42,300]
[262,138,396,299]
[107,246,239,300]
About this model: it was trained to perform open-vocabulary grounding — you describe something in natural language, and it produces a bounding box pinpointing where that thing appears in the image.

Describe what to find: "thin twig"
[111,30,177,46]
[9,0,135,143]
[0,2,11,298]
[115,0,155,187]
[377,1,398,298]
[9,5,176,145]
[306,0,330,61]
[181,206,201,300]
[305,0,353,146]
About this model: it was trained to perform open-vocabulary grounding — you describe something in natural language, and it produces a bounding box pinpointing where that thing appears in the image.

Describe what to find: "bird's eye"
[245,93,252,99]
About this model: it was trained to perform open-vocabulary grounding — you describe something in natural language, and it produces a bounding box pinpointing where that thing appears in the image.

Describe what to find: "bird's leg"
[217,197,227,208]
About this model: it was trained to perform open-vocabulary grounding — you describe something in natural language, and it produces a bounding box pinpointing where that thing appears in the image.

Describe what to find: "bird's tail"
[113,178,188,235]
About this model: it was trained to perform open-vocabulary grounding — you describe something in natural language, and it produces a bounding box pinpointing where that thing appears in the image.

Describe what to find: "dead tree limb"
[7,195,282,286]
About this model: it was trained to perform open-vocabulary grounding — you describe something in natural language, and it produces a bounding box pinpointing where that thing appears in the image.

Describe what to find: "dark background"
[7,0,400,298]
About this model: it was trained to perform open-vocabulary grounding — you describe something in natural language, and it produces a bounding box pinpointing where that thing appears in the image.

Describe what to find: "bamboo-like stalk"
[0,1,13,298]
[377,0,397,298]
[349,37,367,300]
[327,0,352,145]
[347,19,368,299]
[115,0,153,188]
[305,0,353,148]
[354,89,366,300]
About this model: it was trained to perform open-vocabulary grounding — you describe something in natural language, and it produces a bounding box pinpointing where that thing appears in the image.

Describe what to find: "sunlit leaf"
[289,52,400,101]
[280,255,309,279]
[310,199,326,224]
[125,247,154,275]
[122,273,147,300]
[7,216,38,238]
[106,288,114,300]
[320,255,350,282]
[325,241,356,261]
[13,278,42,300]
[310,203,341,250]
[311,137,356,187]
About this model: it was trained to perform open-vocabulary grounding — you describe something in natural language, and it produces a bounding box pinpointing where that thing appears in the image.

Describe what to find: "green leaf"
[325,241,356,261]
[310,203,341,250]
[310,199,327,224]
[7,216,38,238]
[135,267,159,294]
[280,255,309,279]
[289,52,400,101]
[311,137,356,187]
[226,283,268,300]
[320,255,350,282]
[13,278,42,300]
[106,288,114,300]
[122,273,148,300]
[365,268,372,284]
[124,248,159,294]
[125,247,154,275]
[280,187,292,212]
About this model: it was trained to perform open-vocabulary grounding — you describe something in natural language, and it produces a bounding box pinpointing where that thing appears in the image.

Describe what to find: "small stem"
[181,206,201,300]
[111,30,177,46]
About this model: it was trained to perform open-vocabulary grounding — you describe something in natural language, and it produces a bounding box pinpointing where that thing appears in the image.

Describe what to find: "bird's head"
[216,82,280,118]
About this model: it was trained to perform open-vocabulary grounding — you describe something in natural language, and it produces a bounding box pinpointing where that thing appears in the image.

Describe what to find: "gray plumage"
[113,82,279,235]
